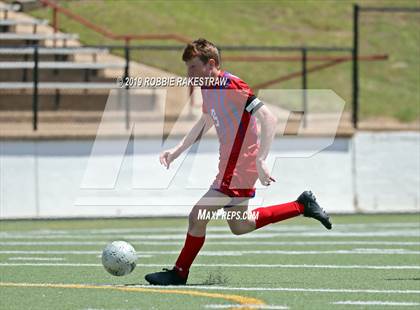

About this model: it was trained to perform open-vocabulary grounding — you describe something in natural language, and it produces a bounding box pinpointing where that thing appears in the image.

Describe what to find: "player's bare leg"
[187,189,231,236]
[144,189,231,285]
[225,191,332,235]
[225,199,256,235]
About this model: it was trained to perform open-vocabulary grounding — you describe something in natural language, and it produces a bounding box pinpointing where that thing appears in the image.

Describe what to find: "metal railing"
[39,0,190,44]
[15,1,416,129]
[1,44,366,131]
[1,43,392,130]
[352,4,420,128]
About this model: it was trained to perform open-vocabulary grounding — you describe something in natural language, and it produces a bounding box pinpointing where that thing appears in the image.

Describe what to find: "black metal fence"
[2,5,419,131]
[352,4,420,128]
[1,44,354,131]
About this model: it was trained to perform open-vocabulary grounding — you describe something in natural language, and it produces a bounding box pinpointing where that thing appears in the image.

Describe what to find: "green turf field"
[29,0,420,122]
[1,214,419,309]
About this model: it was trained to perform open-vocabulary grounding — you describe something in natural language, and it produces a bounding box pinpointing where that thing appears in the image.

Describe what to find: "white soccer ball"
[101,241,138,276]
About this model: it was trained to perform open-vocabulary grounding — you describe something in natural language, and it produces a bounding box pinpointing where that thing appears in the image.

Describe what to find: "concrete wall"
[1,132,419,218]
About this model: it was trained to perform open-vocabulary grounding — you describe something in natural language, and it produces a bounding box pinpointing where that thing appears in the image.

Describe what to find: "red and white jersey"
[201,70,262,160]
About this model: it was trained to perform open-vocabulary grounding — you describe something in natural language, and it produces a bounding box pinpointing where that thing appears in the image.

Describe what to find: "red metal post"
[52,7,57,33]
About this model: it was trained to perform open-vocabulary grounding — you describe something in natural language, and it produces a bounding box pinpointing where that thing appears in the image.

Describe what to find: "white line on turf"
[2,282,419,295]
[1,241,419,246]
[1,263,419,270]
[1,231,419,239]
[189,263,420,270]
[108,284,420,295]
[1,222,418,235]
[0,249,419,255]
[205,304,288,309]
[0,263,101,266]
[7,257,66,261]
[0,233,281,239]
[0,251,99,254]
[331,301,420,306]
[0,251,154,256]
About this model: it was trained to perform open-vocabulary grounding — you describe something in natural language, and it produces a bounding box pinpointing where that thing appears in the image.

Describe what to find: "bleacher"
[0,1,352,139]
[0,2,19,18]
[0,3,152,138]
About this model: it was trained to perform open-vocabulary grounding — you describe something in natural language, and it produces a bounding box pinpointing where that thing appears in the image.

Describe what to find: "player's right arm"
[159,113,213,169]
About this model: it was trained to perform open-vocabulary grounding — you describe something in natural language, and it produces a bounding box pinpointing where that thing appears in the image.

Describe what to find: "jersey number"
[210,108,220,127]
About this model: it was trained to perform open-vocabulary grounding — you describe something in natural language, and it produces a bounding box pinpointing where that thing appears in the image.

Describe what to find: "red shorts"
[210,143,259,199]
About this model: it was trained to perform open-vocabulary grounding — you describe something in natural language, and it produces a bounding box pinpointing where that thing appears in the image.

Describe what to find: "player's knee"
[229,224,247,235]
[188,208,209,228]
[188,209,209,236]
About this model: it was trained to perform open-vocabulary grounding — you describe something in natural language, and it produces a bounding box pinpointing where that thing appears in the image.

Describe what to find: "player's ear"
[208,58,216,69]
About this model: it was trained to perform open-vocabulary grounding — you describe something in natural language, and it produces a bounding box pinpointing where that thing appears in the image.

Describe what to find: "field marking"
[0,263,102,266]
[332,301,420,306]
[0,251,156,257]
[0,282,265,309]
[0,233,280,240]
[1,241,419,246]
[1,222,418,235]
[0,250,101,254]
[2,281,419,296]
[205,304,288,309]
[7,257,66,261]
[1,230,419,239]
[1,262,419,270]
[121,284,420,295]
[0,249,419,256]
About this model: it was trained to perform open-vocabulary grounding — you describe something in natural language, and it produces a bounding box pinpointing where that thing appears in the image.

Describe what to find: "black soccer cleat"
[297,191,332,230]
[145,268,187,286]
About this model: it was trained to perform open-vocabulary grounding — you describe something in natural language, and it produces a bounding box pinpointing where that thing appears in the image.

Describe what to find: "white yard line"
[0,233,282,240]
[110,284,420,295]
[1,222,418,235]
[0,262,419,270]
[0,241,105,245]
[1,241,419,246]
[1,230,419,239]
[0,251,152,258]
[0,250,102,254]
[0,263,102,266]
[331,301,420,306]
[0,249,419,255]
[7,257,66,261]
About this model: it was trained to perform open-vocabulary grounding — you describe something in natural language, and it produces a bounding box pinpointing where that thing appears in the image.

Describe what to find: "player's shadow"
[123,272,230,287]
[200,271,229,285]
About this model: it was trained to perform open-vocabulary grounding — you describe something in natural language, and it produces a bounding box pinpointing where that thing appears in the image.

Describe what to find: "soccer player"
[145,38,332,285]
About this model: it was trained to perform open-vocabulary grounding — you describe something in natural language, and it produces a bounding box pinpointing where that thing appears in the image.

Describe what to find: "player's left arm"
[249,100,278,186]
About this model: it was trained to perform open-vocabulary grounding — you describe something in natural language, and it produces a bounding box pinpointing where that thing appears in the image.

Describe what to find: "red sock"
[252,201,304,229]
[174,233,205,279]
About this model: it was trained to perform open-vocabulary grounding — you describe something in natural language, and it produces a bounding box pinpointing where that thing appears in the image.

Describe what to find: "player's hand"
[159,148,179,169]
[256,159,276,186]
